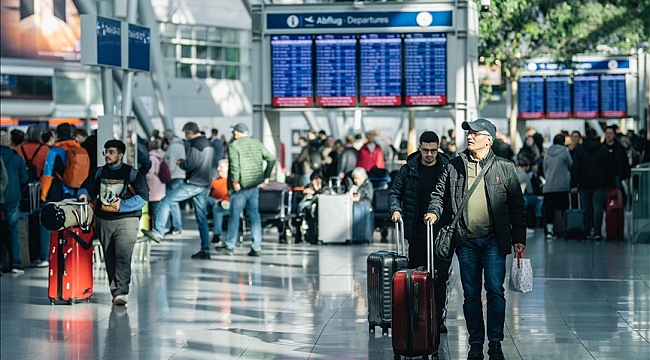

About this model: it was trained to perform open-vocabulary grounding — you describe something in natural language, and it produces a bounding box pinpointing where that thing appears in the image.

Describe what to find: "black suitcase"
[565,193,587,240]
[352,201,374,243]
[367,218,408,335]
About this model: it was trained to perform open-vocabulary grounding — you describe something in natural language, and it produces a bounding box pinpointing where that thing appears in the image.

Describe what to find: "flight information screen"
[545,76,571,118]
[518,77,544,119]
[270,35,313,107]
[573,75,599,118]
[404,33,447,106]
[600,74,627,118]
[315,34,357,107]
[359,33,402,106]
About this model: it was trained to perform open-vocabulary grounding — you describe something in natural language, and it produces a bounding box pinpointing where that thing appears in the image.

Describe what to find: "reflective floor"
[1,213,649,360]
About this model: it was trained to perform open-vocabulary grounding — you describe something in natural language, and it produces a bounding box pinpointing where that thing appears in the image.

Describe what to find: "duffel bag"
[41,200,94,232]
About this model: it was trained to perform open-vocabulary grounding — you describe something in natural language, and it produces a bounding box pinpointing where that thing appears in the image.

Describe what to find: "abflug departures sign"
[128,24,150,72]
[267,8,452,109]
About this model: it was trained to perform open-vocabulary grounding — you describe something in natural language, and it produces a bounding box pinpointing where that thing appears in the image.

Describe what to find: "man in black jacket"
[425,118,526,360]
[388,131,451,333]
[570,128,615,241]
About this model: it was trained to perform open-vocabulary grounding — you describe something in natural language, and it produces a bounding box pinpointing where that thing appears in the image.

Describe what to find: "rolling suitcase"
[48,226,94,305]
[317,194,353,244]
[392,221,440,359]
[565,193,587,240]
[606,188,624,240]
[367,218,409,335]
[352,201,374,243]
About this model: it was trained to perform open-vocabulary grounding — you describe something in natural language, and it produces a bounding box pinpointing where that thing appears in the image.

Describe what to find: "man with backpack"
[78,139,149,306]
[40,123,90,203]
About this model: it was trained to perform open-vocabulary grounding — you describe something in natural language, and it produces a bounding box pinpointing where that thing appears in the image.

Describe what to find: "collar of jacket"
[461,148,495,168]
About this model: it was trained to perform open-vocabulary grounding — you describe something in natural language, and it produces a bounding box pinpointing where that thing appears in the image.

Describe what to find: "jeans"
[39,221,50,262]
[580,188,607,236]
[301,172,312,187]
[523,194,542,218]
[225,187,262,252]
[166,179,184,231]
[206,197,226,235]
[4,207,21,268]
[456,233,506,345]
[154,183,210,252]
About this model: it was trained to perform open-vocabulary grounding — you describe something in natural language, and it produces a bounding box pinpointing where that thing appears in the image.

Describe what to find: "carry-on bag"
[606,188,624,240]
[564,193,587,240]
[367,218,409,335]
[41,199,94,232]
[316,194,352,243]
[48,226,94,305]
[352,200,374,243]
[392,221,440,359]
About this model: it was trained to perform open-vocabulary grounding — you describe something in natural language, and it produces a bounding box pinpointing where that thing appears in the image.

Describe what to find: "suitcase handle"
[426,220,434,274]
[395,217,406,256]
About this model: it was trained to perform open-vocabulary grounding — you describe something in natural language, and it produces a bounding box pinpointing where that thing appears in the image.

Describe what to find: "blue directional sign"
[96,16,121,68]
[573,75,599,118]
[600,74,626,118]
[518,77,544,119]
[127,24,150,72]
[545,76,571,118]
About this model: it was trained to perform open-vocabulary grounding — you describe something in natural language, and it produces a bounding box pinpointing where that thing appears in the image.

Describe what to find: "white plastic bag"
[509,250,533,293]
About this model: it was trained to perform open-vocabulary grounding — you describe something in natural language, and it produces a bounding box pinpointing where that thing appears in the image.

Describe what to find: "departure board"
[270,35,313,107]
[404,33,447,106]
[573,75,599,118]
[518,77,544,119]
[600,74,627,118]
[315,34,357,107]
[359,33,402,106]
[545,76,571,118]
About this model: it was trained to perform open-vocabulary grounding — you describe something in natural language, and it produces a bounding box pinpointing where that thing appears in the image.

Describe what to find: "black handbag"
[435,158,494,258]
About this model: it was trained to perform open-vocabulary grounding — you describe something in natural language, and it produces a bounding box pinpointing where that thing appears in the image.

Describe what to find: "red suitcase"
[606,189,624,240]
[391,222,440,359]
[48,227,94,305]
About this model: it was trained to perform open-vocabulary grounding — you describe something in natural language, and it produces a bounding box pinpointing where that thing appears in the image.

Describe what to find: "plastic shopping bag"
[509,250,533,293]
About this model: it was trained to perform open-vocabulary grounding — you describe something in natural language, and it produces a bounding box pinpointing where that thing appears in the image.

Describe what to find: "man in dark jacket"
[78,140,149,305]
[570,128,615,241]
[425,118,526,360]
[0,131,28,274]
[603,126,630,198]
[144,122,214,259]
[388,131,451,333]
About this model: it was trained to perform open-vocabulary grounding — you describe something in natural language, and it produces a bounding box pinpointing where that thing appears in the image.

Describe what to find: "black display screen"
[518,76,544,119]
[573,75,599,118]
[359,33,402,106]
[545,76,571,119]
[600,74,626,118]
[404,33,447,106]
[315,34,357,107]
[271,35,313,107]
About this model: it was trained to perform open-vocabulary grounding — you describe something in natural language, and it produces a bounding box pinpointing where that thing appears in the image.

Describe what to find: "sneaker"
[191,251,211,260]
[440,323,448,333]
[113,294,128,306]
[171,230,182,236]
[487,341,505,360]
[142,230,162,243]
[546,232,554,240]
[213,241,227,249]
[467,344,484,360]
[211,234,221,244]
[594,234,603,242]
[215,247,234,256]
[247,249,261,257]
[11,267,25,275]
[31,259,49,268]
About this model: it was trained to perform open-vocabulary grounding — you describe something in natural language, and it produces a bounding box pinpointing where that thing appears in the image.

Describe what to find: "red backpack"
[158,161,172,183]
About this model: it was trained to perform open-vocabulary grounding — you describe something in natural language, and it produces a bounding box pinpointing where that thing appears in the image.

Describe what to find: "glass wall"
[159,23,251,81]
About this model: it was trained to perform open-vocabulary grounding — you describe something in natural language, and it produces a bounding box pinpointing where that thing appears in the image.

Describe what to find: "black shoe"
[440,322,448,333]
[248,249,261,257]
[211,235,221,244]
[190,251,211,260]
[143,230,162,243]
[468,343,484,360]
[487,341,505,360]
[215,247,234,256]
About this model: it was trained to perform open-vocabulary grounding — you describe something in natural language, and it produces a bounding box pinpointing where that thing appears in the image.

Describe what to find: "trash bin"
[631,163,650,243]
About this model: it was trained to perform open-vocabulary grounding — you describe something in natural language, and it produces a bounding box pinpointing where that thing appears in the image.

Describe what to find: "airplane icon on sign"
[305,16,315,23]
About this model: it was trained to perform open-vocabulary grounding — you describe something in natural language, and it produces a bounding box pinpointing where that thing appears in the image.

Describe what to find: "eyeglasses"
[465,131,490,138]
[102,150,119,156]
[419,147,439,154]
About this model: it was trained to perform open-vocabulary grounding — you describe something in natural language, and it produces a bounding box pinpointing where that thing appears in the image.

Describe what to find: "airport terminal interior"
[1,214,648,360]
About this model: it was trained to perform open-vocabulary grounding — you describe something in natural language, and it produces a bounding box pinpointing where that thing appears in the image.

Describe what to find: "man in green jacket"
[216,123,276,256]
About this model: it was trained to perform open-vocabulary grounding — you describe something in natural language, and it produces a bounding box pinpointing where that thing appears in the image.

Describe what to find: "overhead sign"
[266,10,453,32]
[0,73,53,100]
[124,23,151,72]
[525,59,631,73]
[81,15,121,68]
[271,35,313,107]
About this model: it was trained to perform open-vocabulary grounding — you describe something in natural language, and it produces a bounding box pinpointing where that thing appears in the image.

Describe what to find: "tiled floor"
[1,215,649,360]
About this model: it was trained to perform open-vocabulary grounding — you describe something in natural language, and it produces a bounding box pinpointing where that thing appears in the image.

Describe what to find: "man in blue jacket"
[0,131,28,274]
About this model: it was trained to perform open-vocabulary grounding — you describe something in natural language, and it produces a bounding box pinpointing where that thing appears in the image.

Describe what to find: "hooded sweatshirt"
[164,137,186,180]
[147,149,167,202]
[543,144,572,193]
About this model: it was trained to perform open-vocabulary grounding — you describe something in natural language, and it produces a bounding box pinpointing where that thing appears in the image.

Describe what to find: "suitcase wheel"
[49,298,55,306]
[381,326,389,336]
[68,299,75,306]
[86,297,91,303]
[369,324,374,332]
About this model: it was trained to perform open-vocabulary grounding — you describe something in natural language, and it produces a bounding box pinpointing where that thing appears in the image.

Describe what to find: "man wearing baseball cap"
[424,118,526,360]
